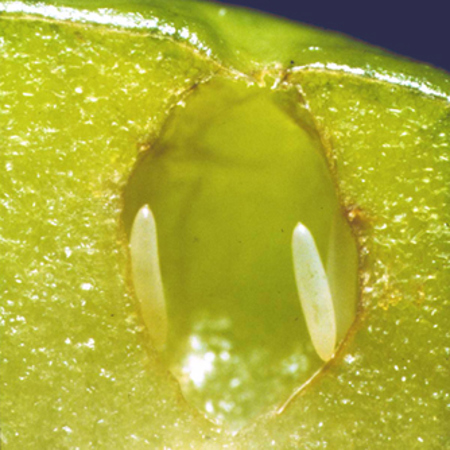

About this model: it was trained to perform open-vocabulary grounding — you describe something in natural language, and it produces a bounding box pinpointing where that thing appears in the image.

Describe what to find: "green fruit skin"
[1,0,449,448]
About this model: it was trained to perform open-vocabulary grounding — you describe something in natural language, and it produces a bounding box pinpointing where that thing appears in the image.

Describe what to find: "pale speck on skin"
[178,27,190,39]
[344,354,356,364]
[183,354,213,387]
[230,378,240,389]
[159,23,176,35]
[77,338,95,349]
[190,335,202,351]
[80,282,93,291]
[219,400,234,413]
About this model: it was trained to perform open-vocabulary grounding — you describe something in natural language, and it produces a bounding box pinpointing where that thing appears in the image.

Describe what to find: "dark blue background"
[219,1,449,73]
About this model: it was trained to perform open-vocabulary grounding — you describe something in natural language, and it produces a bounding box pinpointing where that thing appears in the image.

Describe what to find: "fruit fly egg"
[130,204,168,352]
[292,222,336,361]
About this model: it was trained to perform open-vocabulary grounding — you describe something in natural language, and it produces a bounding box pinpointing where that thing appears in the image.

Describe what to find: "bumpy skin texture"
[0,0,449,448]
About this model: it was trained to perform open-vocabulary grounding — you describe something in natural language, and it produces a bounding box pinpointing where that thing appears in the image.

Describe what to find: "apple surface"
[0,0,449,448]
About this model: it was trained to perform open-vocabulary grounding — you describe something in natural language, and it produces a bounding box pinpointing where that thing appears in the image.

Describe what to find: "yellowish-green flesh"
[123,77,357,429]
[0,0,449,447]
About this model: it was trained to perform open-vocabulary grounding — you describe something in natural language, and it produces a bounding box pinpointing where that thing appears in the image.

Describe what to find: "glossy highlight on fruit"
[1,0,449,448]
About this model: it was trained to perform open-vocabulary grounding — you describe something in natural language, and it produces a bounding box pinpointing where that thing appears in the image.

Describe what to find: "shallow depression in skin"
[123,77,359,430]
